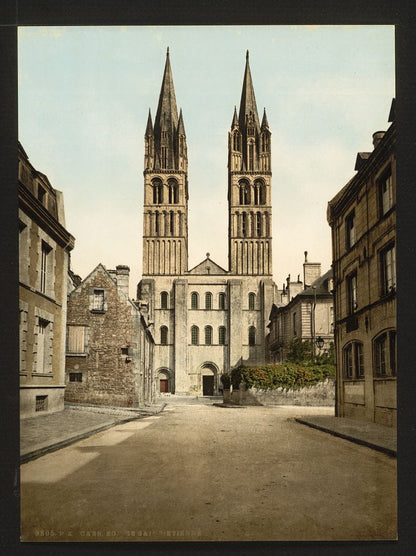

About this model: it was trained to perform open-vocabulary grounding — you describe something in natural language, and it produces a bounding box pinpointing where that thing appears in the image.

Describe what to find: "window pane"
[249,326,256,346]
[219,327,226,345]
[191,326,199,345]
[191,292,198,309]
[205,292,212,310]
[249,292,255,310]
[205,326,212,345]
[93,290,105,310]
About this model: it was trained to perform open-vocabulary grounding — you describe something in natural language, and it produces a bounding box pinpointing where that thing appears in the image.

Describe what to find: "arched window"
[205,326,213,345]
[256,212,262,236]
[343,341,364,379]
[239,180,250,205]
[218,326,226,345]
[160,291,168,309]
[233,131,240,151]
[168,178,179,204]
[242,212,247,237]
[248,292,256,310]
[169,211,174,234]
[249,326,256,346]
[373,330,396,377]
[248,142,254,171]
[254,180,265,205]
[218,293,226,310]
[205,292,212,310]
[155,211,160,235]
[160,326,168,345]
[152,179,163,204]
[191,292,199,309]
[191,325,199,345]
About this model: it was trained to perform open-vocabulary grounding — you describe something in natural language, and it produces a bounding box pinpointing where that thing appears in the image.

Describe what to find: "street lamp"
[316,336,324,350]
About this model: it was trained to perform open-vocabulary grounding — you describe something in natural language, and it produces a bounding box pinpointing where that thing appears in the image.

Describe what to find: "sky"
[18,25,395,297]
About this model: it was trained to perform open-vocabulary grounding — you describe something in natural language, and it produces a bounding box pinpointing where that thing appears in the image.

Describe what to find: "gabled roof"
[69,263,116,297]
[187,255,228,275]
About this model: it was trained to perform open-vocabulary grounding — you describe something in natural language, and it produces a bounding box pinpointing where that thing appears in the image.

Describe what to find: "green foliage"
[220,373,231,389]
[286,339,314,363]
[231,362,335,391]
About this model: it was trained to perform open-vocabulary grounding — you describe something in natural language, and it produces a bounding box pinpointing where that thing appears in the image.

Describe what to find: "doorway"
[203,375,214,396]
[160,379,169,393]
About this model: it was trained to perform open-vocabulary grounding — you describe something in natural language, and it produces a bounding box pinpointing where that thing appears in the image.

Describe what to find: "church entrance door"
[203,375,214,396]
[160,379,169,393]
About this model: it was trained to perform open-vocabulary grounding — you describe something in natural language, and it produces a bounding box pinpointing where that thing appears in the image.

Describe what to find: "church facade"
[138,50,277,396]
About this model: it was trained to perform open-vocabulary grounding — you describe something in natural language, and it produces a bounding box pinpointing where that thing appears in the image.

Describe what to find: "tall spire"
[238,50,260,132]
[154,47,179,134]
[261,108,269,130]
[145,109,153,135]
[231,106,238,128]
[178,108,186,135]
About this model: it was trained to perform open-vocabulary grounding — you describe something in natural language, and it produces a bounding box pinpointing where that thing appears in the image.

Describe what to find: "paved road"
[20,404,396,542]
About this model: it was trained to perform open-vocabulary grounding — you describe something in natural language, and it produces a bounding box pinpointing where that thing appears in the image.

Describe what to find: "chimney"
[372,131,386,149]
[303,252,321,288]
[115,265,130,298]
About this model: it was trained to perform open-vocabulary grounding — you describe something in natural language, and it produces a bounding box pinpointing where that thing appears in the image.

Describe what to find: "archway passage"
[201,363,218,396]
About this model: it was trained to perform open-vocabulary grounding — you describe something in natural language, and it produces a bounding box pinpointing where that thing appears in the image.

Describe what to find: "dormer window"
[38,184,46,206]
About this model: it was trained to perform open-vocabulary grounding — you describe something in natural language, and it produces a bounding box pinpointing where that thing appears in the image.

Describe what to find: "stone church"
[138,50,277,396]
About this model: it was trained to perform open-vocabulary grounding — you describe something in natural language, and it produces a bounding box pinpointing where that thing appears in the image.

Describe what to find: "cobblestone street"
[20,404,397,542]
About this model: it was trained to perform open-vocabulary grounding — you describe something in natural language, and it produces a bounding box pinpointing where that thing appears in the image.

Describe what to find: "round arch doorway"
[200,363,219,396]
[158,368,173,394]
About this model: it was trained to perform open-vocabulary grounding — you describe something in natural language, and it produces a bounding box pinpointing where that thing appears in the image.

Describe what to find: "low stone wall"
[228,379,335,407]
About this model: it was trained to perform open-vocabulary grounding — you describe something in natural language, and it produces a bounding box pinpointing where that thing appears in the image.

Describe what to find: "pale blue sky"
[18,25,395,296]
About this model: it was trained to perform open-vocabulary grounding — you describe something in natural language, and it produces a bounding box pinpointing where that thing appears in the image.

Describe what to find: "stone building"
[138,50,277,396]
[327,100,396,426]
[19,142,75,418]
[268,253,334,363]
[65,264,155,407]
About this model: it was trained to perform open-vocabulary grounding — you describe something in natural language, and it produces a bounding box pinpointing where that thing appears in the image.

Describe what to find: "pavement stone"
[295,415,397,456]
[20,402,165,463]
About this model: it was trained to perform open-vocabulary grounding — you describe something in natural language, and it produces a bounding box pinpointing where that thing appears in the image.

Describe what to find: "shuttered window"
[67,326,86,354]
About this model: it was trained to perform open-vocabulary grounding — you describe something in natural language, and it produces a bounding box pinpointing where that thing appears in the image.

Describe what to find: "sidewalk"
[20,402,166,463]
[295,415,396,456]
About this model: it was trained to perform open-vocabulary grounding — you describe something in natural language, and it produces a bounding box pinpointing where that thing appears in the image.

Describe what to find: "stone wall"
[65,266,145,408]
[230,379,335,406]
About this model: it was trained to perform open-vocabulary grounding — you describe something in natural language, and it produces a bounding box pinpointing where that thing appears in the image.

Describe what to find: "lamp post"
[312,286,316,358]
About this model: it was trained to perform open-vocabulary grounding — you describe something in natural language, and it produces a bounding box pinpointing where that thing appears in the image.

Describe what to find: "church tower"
[228,51,272,276]
[142,48,188,276]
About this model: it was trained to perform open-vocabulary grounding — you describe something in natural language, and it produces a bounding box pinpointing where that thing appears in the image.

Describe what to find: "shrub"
[220,373,231,389]
[231,362,335,391]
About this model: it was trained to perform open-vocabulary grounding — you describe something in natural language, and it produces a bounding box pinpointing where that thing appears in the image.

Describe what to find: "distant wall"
[230,379,335,406]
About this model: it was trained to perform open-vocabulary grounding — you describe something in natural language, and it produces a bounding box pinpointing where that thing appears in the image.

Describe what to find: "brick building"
[268,253,334,362]
[327,100,396,426]
[138,49,278,396]
[19,142,75,417]
[65,264,155,407]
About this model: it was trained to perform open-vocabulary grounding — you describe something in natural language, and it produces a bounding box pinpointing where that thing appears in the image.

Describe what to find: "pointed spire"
[178,108,186,135]
[231,106,238,128]
[238,50,260,132]
[145,109,153,135]
[261,108,269,130]
[154,47,179,134]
